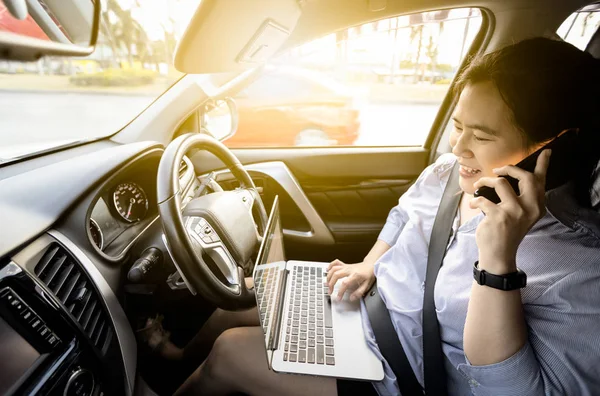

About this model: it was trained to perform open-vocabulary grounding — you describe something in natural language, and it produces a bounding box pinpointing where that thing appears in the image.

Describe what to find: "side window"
[225,8,483,148]
[557,5,600,50]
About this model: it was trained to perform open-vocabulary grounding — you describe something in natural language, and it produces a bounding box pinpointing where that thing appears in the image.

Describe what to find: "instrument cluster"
[88,178,156,256]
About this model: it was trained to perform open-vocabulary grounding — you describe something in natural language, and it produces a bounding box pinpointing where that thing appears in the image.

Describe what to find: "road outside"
[0,91,154,146]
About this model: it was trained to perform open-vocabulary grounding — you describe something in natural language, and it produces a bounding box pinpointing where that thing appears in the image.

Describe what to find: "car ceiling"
[285,0,589,53]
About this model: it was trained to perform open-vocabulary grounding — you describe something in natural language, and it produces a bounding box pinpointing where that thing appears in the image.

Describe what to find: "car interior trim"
[161,233,198,295]
[47,230,136,396]
[89,218,104,251]
[212,161,335,245]
[0,260,23,280]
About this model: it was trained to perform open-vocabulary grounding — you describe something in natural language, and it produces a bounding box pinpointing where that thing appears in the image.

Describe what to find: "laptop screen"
[252,195,286,357]
[255,195,286,266]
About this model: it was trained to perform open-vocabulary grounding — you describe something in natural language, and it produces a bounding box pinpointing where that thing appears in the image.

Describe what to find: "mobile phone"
[473,130,578,204]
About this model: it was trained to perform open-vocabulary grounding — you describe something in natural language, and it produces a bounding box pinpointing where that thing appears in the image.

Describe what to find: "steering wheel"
[157,133,267,310]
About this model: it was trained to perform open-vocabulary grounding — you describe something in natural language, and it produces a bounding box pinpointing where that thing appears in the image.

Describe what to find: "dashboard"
[87,154,161,258]
[0,141,199,396]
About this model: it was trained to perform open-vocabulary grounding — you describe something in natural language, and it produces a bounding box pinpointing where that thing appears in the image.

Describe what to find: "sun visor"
[174,0,302,74]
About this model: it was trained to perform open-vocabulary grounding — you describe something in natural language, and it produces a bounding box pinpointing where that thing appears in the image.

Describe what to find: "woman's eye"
[454,126,463,133]
[473,135,491,142]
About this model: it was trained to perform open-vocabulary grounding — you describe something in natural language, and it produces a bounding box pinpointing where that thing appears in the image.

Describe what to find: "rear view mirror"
[201,98,239,142]
[0,0,100,61]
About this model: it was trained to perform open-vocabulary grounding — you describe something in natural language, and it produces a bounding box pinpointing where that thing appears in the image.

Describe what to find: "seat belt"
[364,283,424,396]
[422,162,461,396]
[364,162,460,396]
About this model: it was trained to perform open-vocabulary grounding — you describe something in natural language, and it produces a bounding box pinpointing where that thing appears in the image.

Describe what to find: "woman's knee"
[212,306,259,330]
[205,327,249,381]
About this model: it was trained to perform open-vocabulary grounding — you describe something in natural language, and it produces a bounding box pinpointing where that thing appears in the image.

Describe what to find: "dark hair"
[455,37,600,208]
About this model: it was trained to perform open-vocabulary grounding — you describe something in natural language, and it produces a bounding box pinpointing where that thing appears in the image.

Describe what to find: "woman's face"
[450,81,532,195]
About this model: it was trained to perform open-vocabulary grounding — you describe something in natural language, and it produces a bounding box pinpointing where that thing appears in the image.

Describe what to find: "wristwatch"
[472,261,527,290]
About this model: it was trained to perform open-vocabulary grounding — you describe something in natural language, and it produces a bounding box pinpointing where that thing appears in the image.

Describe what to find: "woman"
[175,37,600,395]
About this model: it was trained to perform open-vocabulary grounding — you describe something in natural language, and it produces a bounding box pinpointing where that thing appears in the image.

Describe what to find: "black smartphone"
[473,130,578,204]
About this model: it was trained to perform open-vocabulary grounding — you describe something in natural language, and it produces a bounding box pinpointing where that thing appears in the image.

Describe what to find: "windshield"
[0,0,201,163]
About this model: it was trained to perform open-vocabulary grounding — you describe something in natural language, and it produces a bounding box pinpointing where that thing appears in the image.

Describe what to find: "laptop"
[252,195,384,381]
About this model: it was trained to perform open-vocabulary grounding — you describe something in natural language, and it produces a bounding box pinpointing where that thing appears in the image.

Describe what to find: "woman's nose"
[452,132,473,158]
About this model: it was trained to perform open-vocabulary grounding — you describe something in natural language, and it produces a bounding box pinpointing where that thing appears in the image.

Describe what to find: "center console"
[0,242,128,396]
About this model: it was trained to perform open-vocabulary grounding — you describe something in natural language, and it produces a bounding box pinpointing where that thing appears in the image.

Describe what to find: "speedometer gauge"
[113,182,148,222]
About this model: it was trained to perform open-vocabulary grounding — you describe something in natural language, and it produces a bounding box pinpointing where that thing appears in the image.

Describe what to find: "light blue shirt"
[359,153,600,395]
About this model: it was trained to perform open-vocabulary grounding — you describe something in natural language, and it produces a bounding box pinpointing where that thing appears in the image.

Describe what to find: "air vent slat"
[86,309,102,336]
[34,246,60,276]
[75,291,93,321]
[41,254,67,287]
[95,322,108,348]
[67,279,87,314]
[80,299,97,330]
[92,319,105,343]
[35,243,113,352]
[58,271,81,305]
[53,262,75,297]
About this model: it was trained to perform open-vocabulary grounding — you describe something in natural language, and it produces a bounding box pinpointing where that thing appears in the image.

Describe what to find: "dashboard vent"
[34,243,112,352]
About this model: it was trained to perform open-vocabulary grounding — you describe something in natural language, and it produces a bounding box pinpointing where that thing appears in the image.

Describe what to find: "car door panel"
[303,180,412,243]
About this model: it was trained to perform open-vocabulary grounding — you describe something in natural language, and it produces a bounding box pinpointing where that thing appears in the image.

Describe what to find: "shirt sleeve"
[377,153,456,246]
[457,263,600,396]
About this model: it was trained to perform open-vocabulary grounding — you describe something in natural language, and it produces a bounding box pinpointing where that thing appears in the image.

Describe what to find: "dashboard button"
[31,318,42,329]
[9,297,25,312]
[47,333,60,347]
[38,324,50,337]
[20,308,33,321]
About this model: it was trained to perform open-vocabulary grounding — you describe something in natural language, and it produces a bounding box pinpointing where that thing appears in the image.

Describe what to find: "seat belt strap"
[422,162,461,396]
[364,161,460,395]
[364,283,424,396]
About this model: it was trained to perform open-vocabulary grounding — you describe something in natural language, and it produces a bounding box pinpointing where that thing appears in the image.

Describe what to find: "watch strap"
[473,261,527,290]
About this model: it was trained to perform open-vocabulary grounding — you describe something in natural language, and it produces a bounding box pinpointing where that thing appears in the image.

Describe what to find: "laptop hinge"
[267,267,289,351]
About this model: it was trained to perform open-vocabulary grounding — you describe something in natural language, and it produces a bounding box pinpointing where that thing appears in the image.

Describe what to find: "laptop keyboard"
[284,265,335,366]
[255,267,281,335]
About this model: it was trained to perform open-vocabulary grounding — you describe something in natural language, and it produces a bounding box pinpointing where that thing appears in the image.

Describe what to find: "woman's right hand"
[326,259,376,301]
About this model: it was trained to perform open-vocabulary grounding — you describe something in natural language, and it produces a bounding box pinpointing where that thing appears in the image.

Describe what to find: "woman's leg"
[181,306,259,363]
[180,277,258,364]
[175,326,337,396]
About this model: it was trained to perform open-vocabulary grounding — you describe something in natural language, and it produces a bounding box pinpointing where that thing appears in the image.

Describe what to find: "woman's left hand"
[469,149,552,273]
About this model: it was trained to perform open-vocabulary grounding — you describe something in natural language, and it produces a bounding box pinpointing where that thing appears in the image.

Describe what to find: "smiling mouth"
[459,164,481,175]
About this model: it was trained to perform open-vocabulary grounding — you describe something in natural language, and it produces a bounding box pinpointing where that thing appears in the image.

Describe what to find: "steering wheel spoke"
[238,187,268,236]
[184,216,240,286]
